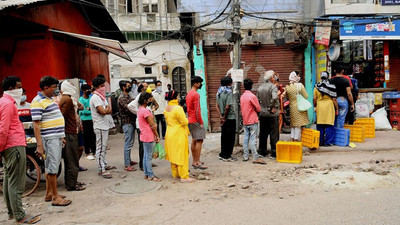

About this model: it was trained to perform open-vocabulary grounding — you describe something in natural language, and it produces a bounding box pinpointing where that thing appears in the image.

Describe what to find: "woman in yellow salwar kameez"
[164,90,196,183]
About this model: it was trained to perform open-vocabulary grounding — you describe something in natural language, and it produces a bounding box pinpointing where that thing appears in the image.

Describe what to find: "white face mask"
[4,88,23,105]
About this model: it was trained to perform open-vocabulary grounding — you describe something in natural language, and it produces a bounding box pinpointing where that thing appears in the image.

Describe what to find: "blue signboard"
[340,19,400,40]
[381,0,400,5]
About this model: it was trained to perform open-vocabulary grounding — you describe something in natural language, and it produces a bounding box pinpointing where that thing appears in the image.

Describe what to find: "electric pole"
[232,0,241,146]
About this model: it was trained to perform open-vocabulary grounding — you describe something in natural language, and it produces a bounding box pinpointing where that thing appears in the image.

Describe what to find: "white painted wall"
[109,40,191,92]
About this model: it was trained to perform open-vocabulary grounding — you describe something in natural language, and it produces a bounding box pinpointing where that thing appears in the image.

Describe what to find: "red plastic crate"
[389,99,400,110]
[390,110,400,120]
[390,119,400,129]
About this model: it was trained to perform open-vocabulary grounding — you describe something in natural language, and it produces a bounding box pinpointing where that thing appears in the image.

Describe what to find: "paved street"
[1,131,400,225]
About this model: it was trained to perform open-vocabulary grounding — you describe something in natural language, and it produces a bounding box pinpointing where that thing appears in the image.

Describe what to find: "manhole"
[106,179,161,195]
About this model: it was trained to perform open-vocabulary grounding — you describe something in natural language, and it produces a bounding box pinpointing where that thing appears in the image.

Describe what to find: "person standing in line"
[59,80,85,191]
[314,71,338,147]
[240,78,266,164]
[128,82,147,171]
[138,93,161,182]
[129,78,139,100]
[118,80,137,172]
[31,76,71,206]
[153,80,167,139]
[164,90,195,183]
[90,76,116,179]
[1,76,41,223]
[17,89,32,122]
[186,76,207,170]
[167,84,172,92]
[79,84,96,160]
[329,67,354,128]
[215,76,237,162]
[257,70,280,158]
[285,71,309,141]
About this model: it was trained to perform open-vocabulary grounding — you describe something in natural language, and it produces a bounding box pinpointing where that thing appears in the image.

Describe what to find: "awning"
[49,29,131,61]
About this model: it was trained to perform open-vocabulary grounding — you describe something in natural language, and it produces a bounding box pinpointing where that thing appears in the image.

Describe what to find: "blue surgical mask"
[53,89,60,96]
[21,95,27,102]
[156,86,162,93]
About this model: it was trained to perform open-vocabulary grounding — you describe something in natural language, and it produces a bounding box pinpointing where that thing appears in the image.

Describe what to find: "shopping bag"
[152,144,159,159]
[296,83,311,111]
[154,143,166,159]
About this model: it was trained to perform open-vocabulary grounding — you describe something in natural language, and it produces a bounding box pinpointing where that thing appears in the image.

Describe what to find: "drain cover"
[107,179,161,195]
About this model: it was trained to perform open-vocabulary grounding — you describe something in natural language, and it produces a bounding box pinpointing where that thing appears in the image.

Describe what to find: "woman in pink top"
[138,93,161,182]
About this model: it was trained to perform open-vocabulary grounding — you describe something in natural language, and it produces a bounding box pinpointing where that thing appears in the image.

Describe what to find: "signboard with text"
[315,21,332,46]
[381,0,400,5]
[340,19,400,40]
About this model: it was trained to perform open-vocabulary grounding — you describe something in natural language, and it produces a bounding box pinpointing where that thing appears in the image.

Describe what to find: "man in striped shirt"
[31,76,71,206]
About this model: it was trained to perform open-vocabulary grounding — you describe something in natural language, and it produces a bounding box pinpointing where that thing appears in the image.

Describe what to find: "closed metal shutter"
[205,44,304,132]
[388,55,400,91]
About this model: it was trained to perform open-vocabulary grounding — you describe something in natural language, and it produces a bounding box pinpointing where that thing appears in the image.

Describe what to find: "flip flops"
[17,214,41,224]
[44,194,66,202]
[105,166,117,170]
[124,166,137,172]
[252,158,267,165]
[192,165,208,170]
[99,171,113,179]
[180,178,196,183]
[147,176,161,182]
[51,198,72,207]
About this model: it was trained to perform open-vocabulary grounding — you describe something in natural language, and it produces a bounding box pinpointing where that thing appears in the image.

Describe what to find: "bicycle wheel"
[24,155,40,197]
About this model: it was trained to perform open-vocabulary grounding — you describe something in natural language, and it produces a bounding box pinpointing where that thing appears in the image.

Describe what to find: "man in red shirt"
[0,76,41,224]
[240,78,266,164]
[186,76,207,170]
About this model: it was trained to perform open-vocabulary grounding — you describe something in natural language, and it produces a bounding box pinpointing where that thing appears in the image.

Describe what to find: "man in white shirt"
[152,80,167,139]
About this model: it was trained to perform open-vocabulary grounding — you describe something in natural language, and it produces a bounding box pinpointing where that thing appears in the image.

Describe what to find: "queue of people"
[0,68,357,223]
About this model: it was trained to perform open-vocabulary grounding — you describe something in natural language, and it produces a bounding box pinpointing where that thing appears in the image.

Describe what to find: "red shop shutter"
[204,44,304,132]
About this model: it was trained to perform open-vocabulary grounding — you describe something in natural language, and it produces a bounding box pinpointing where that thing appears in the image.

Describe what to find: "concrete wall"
[108,40,191,92]
[324,0,400,15]
[178,0,309,29]
[110,12,181,31]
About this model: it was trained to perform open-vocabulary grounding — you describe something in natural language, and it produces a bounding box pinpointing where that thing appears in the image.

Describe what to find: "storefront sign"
[316,44,327,82]
[315,21,332,46]
[340,19,400,40]
[381,0,400,5]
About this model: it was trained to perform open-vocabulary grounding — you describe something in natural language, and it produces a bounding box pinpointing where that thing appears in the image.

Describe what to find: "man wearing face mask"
[216,76,237,162]
[90,76,115,179]
[152,80,167,139]
[118,80,137,171]
[0,76,41,224]
[31,76,71,206]
[17,89,32,122]
[59,80,85,191]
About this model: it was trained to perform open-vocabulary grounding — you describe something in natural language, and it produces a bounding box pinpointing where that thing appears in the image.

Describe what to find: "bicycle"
[0,143,62,197]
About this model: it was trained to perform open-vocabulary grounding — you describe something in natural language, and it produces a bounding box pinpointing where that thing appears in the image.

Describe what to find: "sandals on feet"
[180,178,196,183]
[17,214,41,224]
[44,194,66,202]
[99,171,113,179]
[192,164,208,170]
[105,166,117,170]
[147,176,161,182]
[252,158,267,165]
[67,184,86,191]
[124,166,137,172]
[51,198,72,207]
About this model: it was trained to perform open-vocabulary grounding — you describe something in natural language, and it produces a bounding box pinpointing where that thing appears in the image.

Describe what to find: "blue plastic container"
[333,128,350,147]
[383,91,400,99]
